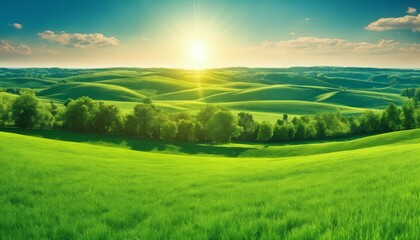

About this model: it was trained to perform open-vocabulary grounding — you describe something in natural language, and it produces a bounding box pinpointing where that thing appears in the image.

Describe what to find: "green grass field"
[1,130,419,239]
[1,67,419,239]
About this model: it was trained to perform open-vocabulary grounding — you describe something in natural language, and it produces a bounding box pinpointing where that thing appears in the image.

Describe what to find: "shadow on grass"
[0,127,250,157]
[0,127,377,158]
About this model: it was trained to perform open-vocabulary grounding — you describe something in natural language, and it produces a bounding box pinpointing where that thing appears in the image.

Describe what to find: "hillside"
[0,130,419,239]
[1,67,418,120]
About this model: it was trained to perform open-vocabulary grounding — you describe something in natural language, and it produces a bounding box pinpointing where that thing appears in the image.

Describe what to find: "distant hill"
[0,67,417,121]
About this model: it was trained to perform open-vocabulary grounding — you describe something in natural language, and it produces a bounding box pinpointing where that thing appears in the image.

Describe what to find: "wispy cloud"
[11,23,23,29]
[407,7,417,15]
[140,37,151,41]
[229,37,420,68]
[0,41,32,55]
[240,37,401,55]
[305,17,310,21]
[289,32,296,36]
[365,14,420,32]
[399,43,420,53]
[38,30,120,48]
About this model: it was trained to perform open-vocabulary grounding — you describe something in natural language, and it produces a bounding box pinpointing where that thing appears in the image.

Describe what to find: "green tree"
[317,112,350,137]
[238,112,257,140]
[37,105,55,129]
[133,103,161,138]
[300,116,311,124]
[294,122,306,140]
[161,120,178,140]
[283,113,289,122]
[49,101,58,116]
[143,97,153,104]
[175,112,192,121]
[124,114,139,135]
[93,102,123,133]
[257,121,273,142]
[11,91,41,128]
[414,88,420,101]
[0,92,16,126]
[401,88,416,99]
[176,119,195,142]
[64,98,74,107]
[305,124,317,140]
[287,123,295,140]
[197,105,225,126]
[276,119,285,126]
[63,96,98,131]
[314,115,327,138]
[382,103,402,131]
[194,122,206,142]
[206,110,243,143]
[414,89,420,108]
[348,116,360,134]
[359,110,382,134]
[402,100,416,130]
[272,124,289,141]
[52,107,65,129]
[415,108,420,128]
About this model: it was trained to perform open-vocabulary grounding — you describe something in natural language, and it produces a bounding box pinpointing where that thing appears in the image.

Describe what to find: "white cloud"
[246,37,400,55]
[289,32,296,36]
[365,14,420,32]
[229,37,420,68]
[0,41,32,55]
[305,17,310,21]
[407,7,417,15]
[12,23,23,29]
[38,30,120,48]
[400,43,420,52]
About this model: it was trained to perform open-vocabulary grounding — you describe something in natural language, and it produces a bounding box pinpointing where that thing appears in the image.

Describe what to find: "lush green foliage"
[257,121,273,142]
[10,91,53,129]
[401,87,420,101]
[206,110,243,143]
[0,92,16,126]
[1,90,420,143]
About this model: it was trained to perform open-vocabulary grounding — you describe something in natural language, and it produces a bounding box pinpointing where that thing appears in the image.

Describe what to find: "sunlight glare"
[188,41,208,69]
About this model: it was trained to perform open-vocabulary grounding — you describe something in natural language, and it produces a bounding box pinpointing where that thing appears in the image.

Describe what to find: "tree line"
[1,88,419,143]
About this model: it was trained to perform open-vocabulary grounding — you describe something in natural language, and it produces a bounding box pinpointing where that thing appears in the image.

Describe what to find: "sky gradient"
[1,0,419,68]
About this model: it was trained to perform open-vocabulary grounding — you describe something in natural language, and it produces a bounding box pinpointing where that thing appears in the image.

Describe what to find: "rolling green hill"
[1,67,419,239]
[319,90,406,108]
[1,130,419,239]
[37,82,146,102]
[3,127,419,158]
[0,67,416,120]
[0,77,56,89]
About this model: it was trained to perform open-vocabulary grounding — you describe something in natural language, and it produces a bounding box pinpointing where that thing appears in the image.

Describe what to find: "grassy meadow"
[1,130,420,239]
[1,67,419,239]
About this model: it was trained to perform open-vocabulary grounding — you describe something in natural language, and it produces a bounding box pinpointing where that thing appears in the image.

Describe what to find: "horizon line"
[0,65,418,71]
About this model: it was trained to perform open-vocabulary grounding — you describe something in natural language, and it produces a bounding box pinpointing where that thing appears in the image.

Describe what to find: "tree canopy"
[1,92,419,144]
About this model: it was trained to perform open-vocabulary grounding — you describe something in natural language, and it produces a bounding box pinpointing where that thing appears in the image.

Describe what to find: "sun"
[188,41,208,69]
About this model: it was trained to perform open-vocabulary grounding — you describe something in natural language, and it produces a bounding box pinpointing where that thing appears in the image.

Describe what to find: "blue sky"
[0,0,419,68]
